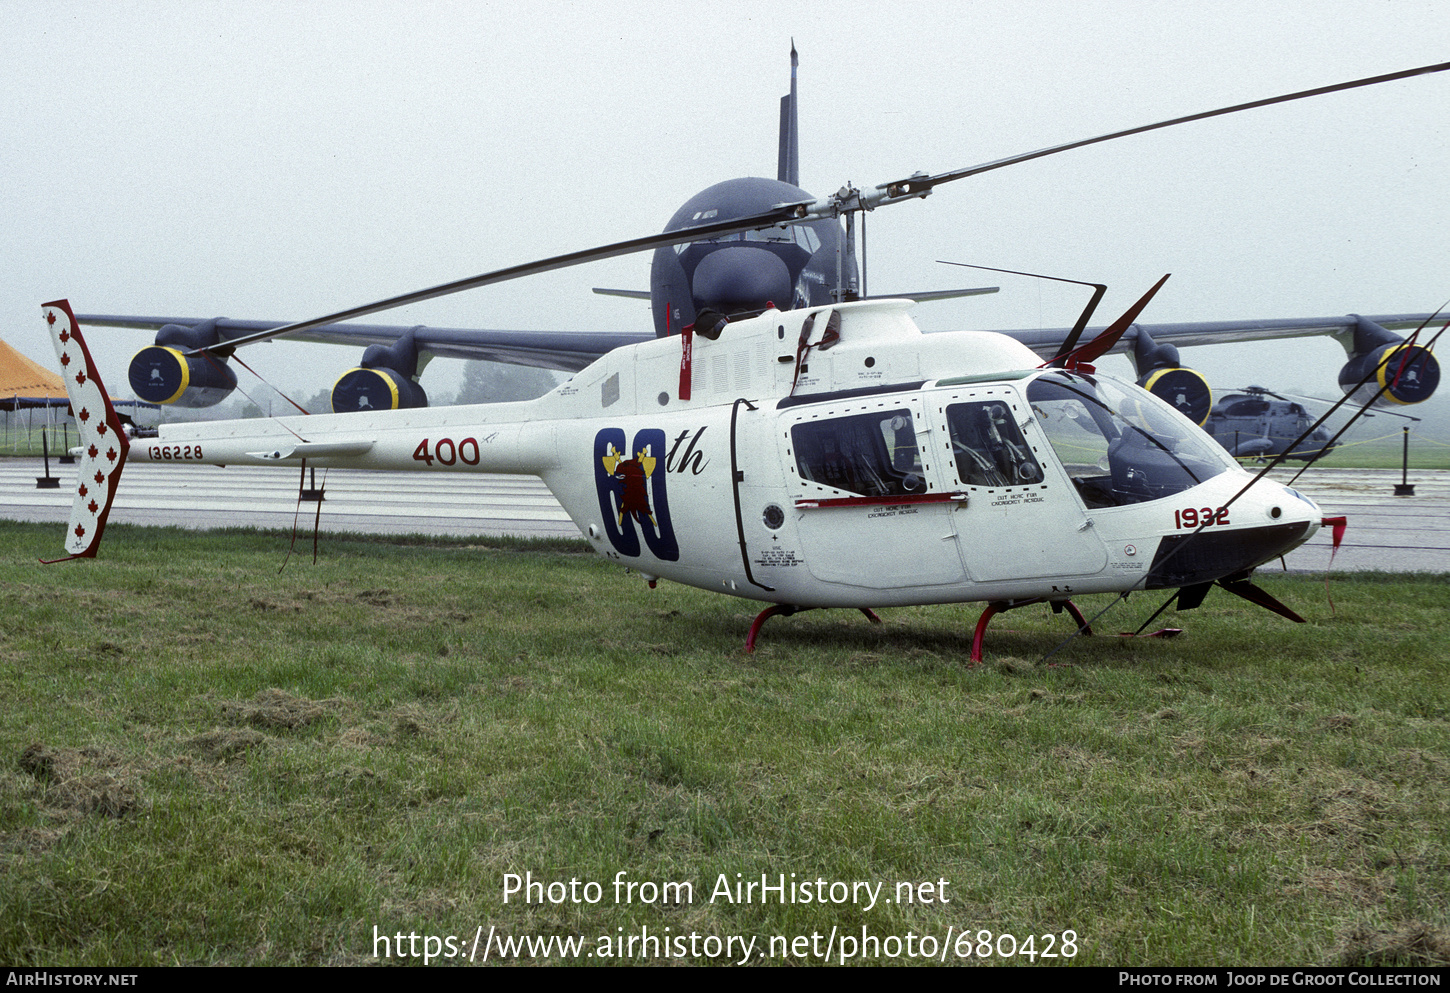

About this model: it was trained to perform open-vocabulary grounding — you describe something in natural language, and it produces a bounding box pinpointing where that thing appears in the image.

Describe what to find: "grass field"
[0,423,80,460]
[1295,429,1450,470]
[1,521,1447,967]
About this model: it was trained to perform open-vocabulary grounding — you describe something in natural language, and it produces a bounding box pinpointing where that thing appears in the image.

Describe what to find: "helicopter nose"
[691,246,793,316]
[1146,484,1321,589]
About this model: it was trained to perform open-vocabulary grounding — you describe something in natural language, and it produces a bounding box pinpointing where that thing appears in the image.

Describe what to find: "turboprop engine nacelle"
[1132,326,1212,425]
[127,320,237,407]
[330,328,428,412]
[1338,316,1440,408]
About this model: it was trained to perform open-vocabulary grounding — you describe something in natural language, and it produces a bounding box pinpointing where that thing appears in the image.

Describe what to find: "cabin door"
[781,396,967,590]
[924,385,1108,582]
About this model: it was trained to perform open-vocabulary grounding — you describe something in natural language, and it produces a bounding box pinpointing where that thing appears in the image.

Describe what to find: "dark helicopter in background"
[1203,386,1339,461]
[1203,380,1425,463]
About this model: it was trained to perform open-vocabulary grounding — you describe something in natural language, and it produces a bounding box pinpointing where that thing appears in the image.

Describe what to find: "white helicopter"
[43,57,1447,661]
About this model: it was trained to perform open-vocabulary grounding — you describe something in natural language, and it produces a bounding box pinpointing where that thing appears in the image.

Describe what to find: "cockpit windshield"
[1027,372,1236,508]
[674,223,822,255]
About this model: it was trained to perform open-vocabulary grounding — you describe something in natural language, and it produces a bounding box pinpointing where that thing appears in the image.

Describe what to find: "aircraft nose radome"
[691,246,794,315]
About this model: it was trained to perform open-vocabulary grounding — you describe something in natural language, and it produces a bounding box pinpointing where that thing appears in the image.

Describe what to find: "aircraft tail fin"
[777,42,799,186]
[41,300,130,560]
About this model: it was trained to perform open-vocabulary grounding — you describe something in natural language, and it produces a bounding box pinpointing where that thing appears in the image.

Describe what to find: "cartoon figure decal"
[594,428,680,561]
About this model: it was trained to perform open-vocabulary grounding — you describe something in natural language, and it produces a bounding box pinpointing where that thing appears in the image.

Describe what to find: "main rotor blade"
[195,204,811,353]
[864,286,999,303]
[1291,393,1422,421]
[868,61,1450,206]
[592,287,652,300]
[938,261,1106,361]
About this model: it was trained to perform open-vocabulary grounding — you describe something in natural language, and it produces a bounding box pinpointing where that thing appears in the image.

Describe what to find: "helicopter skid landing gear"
[745,604,882,653]
[970,598,1092,665]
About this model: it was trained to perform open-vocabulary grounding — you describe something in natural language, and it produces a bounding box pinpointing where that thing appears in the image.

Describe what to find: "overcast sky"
[4,0,1447,411]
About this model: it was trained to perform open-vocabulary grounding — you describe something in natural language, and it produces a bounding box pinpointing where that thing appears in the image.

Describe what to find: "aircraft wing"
[83,311,1437,373]
[996,314,1437,362]
[76,314,652,373]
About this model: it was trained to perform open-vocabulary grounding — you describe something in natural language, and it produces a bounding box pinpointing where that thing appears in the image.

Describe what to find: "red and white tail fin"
[41,300,129,560]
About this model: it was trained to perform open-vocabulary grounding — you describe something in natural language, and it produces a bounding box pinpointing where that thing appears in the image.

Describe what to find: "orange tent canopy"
[0,337,149,412]
[0,337,68,403]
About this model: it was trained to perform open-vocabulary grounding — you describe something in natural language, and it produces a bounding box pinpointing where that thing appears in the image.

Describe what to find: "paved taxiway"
[1,460,1445,573]
[0,461,579,539]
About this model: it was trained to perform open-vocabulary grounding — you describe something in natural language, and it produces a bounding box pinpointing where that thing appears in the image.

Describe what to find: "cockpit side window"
[791,408,926,497]
[1027,372,1234,508]
[946,401,1042,487]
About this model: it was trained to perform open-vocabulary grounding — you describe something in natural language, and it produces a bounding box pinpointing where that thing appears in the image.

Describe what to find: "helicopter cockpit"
[1028,371,1238,509]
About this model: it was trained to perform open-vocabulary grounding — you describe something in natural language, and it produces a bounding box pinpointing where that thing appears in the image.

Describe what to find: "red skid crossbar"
[745,604,882,653]
[970,598,1092,665]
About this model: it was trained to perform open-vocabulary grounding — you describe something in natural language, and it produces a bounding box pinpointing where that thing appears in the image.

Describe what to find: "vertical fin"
[776,42,799,187]
[41,300,129,560]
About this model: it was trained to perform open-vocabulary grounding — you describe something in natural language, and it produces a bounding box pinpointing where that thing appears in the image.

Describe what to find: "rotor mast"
[832,185,866,304]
